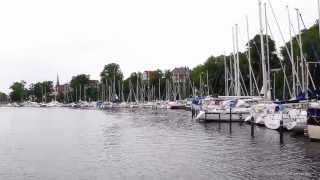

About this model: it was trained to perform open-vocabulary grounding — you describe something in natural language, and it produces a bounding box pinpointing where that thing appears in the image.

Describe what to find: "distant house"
[171,67,190,83]
[143,71,156,81]
[56,83,71,94]
[87,80,99,89]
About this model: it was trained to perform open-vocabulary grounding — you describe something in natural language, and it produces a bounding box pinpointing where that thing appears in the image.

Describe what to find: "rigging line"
[228,65,235,95]
[245,50,260,95]
[298,11,317,90]
[267,20,293,97]
[240,70,249,96]
[289,11,317,90]
[267,0,302,90]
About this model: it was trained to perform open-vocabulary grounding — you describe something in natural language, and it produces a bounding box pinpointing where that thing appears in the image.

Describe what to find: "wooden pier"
[197,111,250,123]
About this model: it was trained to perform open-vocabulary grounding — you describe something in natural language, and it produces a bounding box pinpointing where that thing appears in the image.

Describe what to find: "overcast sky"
[0,0,318,93]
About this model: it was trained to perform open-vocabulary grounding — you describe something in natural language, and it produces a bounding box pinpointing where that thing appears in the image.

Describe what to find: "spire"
[56,73,60,87]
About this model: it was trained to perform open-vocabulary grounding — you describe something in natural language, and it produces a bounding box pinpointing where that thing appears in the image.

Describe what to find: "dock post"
[239,113,243,126]
[229,108,232,133]
[280,119,284,144]
[251,116,254,138]
[191,107,195,119]
[218,113,221,130]
[205,111,207,121]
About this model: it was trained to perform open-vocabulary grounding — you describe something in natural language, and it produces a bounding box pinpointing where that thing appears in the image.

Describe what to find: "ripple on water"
[1,108,320,179]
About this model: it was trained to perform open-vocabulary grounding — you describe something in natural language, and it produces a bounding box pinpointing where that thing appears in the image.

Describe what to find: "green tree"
[70,74,91,101]
[9,81,27,102]
[100,63,123,101]
[28,81,54,102]
[100,63,123,84]
[280,23,320,91]
[248,34,280,89]
[0,92,8,103]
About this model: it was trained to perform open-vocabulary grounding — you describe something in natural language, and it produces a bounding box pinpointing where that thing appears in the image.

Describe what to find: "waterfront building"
[171,67,191,83]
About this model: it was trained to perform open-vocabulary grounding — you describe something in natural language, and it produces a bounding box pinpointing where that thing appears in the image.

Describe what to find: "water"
[0,107,320,180]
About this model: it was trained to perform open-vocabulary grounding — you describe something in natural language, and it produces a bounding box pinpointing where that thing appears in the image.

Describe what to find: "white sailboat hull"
[264,114,281,130]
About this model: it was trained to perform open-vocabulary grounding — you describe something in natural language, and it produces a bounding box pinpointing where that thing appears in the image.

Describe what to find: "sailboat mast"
[259,0,268,99]
[136,74,139,102]
[246,15,253,96]
[224,55,229,96]
[318,0,320,38]
[232,27,237,96]
[206,70,209,96]
[235,24,241,96]
[265,3,271,99]
[199,73,202,96]
[159,78,161,100]
[287,6,296,97]
[296,8,305,93]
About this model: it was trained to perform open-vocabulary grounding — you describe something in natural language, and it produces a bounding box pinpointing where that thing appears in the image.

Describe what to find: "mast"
[232,26,237,96]
[113,67,116,101]
[80,85,82,101]
[75,87,78,102]
[287,5,296,97]
[105,79,108,102]
[41,84,44,103]
[235,24,241,96]
[84,86,86,101]
[265,3,271,99]
[159,78,161,100]
[246,15,253,96]
[318,0,320,38]
[296,8,305,93]
[224,55,229,96]
[122,83,124,102]
[136,74,139,102]
[199,73,202,96]
[206,70,209,96]
[259,0,268,99]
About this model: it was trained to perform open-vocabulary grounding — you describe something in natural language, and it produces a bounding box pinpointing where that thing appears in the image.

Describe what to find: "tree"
[100,63,123,84]
[9,81,27,102]
[280,23,320,91]
[28,81,54,102]
[70,74,91,101]
[0,92,8,103]
[100,63,123,100]
[247,34,280,89]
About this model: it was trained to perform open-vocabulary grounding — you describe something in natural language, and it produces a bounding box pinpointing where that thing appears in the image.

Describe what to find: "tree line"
[5,23,320,102]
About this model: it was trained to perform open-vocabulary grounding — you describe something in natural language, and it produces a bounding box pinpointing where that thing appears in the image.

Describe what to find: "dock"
[197,111,250,123]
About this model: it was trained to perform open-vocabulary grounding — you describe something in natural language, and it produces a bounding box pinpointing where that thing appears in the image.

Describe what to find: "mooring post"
[218,113,221,129]
[239,113,243,125]
[191,107,194,119]
[280,119,284,144]
[229,107,232,133]
[205,111,207,121]
[251,116,254,138]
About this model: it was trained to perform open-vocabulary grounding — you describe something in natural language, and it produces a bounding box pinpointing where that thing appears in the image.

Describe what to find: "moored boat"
[307,102,320,141]
[167,101,185,110]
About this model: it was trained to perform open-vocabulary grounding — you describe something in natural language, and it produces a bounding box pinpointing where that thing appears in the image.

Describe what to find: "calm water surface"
[0,107,320,180]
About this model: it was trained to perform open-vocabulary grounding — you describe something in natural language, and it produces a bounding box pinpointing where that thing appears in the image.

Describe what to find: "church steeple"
[56,73,60,87]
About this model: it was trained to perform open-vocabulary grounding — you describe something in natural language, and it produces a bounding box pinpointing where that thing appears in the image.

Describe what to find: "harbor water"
[0,107,320,179]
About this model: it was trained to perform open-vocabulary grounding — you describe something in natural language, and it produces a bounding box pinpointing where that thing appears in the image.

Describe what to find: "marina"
[1,0,320,179]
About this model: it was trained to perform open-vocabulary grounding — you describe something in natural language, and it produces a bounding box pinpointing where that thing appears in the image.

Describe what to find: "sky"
[0,0,318,93]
